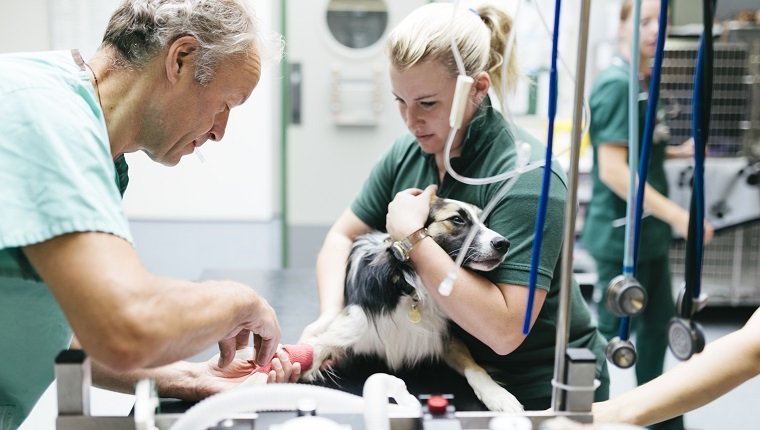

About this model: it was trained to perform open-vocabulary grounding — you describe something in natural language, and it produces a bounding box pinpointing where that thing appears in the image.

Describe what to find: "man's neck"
[88,50,153,160]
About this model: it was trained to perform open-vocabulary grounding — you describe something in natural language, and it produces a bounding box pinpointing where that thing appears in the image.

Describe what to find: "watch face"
[390,242,408,262]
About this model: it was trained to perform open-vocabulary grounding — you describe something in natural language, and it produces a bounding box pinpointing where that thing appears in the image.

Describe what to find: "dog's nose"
[491,236,510,252]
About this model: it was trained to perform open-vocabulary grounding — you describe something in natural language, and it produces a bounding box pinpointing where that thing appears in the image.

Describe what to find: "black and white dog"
[301,196,524,412]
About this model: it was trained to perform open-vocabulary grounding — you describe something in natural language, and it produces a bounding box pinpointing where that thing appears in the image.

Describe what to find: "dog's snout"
[491,236,510,253]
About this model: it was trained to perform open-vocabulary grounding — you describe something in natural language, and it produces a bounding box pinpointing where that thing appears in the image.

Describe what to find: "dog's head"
[425,197,509,272]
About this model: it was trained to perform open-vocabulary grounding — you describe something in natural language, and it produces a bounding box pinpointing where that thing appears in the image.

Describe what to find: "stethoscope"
[606,0,716,368]
[604,0,667,369]
[666,0,715,361]
[439,0,717,367]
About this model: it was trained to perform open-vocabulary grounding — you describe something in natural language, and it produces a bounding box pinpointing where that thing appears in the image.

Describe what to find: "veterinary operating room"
[2,0,760,429]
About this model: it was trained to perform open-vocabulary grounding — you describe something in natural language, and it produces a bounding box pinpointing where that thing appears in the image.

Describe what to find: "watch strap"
[391,227,429,262]
[400,227,430,252]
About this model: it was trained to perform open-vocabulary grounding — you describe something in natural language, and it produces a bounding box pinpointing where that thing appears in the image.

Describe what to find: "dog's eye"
[449,216,466,225]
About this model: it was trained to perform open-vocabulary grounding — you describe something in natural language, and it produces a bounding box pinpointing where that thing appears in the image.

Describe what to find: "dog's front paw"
[477,386,524,413]
[299,342,343,382]
[299,365,323,382]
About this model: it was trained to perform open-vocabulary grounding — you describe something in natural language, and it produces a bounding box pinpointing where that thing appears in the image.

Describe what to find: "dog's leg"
[444,337,524,413]
[301,305,370,382]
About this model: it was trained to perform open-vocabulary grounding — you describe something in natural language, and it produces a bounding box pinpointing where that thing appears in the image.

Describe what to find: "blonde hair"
[620,0,635,22]
[386,2,518,96]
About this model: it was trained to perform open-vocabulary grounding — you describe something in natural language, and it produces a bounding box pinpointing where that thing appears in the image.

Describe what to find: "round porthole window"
[326,0,388,50]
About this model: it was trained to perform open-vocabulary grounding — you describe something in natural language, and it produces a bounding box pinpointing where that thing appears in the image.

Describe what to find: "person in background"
[0,1,298,428]
[580,1,714,429]
[300,2,609,409]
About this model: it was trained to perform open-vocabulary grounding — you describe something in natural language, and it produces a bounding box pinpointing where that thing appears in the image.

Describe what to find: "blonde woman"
[301,2,609,410]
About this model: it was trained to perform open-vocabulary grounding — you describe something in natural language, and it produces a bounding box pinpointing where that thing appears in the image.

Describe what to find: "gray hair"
[101,0,271,85]
[386,2,518,96]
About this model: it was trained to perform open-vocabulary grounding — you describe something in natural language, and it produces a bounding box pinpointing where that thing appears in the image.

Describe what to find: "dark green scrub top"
[581,57,672,264]
[351,97,608,401]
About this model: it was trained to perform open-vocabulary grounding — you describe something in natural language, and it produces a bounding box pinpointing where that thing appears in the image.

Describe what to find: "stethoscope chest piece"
[605,337,637,369]
[606,275,648,317]
[667,317,706,361]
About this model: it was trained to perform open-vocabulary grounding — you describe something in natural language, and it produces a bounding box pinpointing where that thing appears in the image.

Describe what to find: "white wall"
[6,0,281,222]
[0,0,50,52]
[122,0,280,221]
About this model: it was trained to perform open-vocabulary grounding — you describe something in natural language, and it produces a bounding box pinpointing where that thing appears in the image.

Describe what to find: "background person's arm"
[597,143,713,241]
[593,307,760,426]
[24,231,280,372]
[665,137,695,159]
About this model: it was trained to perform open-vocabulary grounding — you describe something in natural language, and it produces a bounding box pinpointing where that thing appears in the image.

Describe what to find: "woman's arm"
[386,186,547,355]
[594,307,760,426]
[299,209,371,342]
[665,137,695,159]
[597,143,707,240]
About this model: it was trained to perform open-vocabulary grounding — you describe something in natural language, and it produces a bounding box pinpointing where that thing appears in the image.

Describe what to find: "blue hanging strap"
[523,0,562,335]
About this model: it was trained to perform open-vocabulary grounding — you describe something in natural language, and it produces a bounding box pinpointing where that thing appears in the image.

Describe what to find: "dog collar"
[390,227,430,263]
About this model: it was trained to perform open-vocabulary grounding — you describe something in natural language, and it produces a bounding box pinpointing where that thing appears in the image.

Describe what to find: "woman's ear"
[473,71,491,103]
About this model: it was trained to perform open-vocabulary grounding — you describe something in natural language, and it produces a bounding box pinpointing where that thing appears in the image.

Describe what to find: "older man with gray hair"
[0,1,295,428]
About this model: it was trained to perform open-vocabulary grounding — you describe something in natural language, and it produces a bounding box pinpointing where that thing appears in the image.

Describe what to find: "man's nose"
[208,110,230,141]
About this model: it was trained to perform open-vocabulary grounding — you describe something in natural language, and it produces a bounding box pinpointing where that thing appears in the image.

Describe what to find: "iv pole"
[552,0,592,411]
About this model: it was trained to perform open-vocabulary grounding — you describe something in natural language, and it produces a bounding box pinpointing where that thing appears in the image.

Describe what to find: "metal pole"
[552,0,592,411]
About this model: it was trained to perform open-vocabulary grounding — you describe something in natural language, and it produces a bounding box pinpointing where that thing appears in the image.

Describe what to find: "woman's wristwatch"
[390,227,430,262]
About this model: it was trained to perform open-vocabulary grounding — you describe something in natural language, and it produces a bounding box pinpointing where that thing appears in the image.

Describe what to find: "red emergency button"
[426,395,449,415]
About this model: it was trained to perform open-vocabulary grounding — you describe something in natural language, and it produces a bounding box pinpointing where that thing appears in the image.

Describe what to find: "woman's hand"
[298,311,338,343]
[666,137,695,159]
[386,184,437,240]
[670,208,715,245]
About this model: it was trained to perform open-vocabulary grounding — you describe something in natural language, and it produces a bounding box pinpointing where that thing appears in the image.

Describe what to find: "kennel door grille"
[660,41,751,157]
[669,221,760,306]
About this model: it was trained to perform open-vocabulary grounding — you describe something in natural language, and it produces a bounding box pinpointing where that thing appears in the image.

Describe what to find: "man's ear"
[165,35,200,84]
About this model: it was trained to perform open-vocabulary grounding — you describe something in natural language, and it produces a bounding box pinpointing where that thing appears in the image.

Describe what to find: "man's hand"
[186,349,300,400]
[218,294,280,368]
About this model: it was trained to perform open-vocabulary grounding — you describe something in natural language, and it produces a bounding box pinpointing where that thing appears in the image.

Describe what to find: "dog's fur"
[301,197,524,412]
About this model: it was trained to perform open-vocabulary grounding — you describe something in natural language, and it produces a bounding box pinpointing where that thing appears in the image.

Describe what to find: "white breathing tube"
[168,373,421,430]
[438,0,584,296]
[194,146,206,163]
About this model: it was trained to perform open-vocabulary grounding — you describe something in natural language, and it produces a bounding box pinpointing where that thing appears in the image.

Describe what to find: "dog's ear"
[344,238,417,314]
[427,195,445,227]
